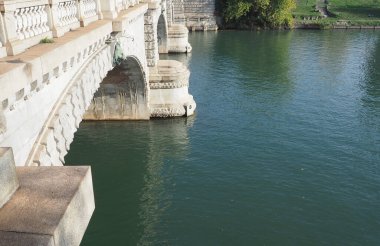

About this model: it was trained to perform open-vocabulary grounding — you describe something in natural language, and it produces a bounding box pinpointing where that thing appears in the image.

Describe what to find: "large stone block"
[0,166,95,246]
[0,148,19,209]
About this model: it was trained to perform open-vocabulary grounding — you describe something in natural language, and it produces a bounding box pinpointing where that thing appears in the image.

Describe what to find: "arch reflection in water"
[65,116,195,245]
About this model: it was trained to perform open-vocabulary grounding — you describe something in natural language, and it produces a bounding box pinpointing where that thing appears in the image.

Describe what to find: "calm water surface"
[66,30,380,245]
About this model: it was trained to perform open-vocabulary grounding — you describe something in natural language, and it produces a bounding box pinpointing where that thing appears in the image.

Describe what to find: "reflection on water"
[138,117,194,245]
[361,37,380,112]
[65,118,194,245]
[67,30,380,245]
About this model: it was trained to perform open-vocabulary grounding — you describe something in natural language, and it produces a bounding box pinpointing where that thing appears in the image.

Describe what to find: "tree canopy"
[222,0,296,28]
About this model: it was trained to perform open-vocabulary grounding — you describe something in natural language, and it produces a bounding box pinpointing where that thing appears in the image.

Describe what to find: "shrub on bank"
[220,0,296,29]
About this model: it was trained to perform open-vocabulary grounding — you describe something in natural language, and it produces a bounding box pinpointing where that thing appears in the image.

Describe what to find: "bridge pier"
[149,60,196,117]
[167,24,192,53]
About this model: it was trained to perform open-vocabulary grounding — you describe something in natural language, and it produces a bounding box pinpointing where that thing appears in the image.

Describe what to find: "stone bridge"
[0,0,196,167]
[0,0,197,244]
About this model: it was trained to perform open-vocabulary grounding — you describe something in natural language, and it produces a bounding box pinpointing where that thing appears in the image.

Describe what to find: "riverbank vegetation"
[293,0,380,27]
[219,0,380,29]
[220,0,297,28]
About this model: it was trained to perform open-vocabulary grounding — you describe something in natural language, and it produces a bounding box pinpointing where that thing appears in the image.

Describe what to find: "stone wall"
[169,0,218,30]
[183,0,218,30]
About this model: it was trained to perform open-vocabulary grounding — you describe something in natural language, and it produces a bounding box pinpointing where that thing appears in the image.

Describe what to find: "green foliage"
[40,37,54,44]
[222,0,296,28]
[224,0,253,21]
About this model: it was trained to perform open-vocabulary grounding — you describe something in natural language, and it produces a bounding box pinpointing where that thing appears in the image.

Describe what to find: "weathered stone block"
[144,24,154,33]
[0,148,19,209]
[0,166,95,246]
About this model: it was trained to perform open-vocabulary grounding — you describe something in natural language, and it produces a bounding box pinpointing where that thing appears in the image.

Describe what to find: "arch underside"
[28,44,149,166]
[84,56,150,120]
[157,14,168,54]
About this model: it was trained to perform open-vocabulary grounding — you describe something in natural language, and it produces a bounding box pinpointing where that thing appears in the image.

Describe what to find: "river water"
[66,30,380,245]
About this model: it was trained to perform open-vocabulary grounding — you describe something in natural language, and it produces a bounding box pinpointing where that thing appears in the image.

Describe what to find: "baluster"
[30,7,37,36]
[21,8,29,39]
[71,1,76,23]
[93,0,97,16]
[57,3,63,27]
[67,2,72,24]
[36,5,44,34]
[42,5,49,32]
[15,9,24,40]
[86,0,91,17]
[63,2,68,26]
[87,0,91,17]
[69,1,74,23]
[82,0,87,17]
[73,1,78,22]
[25,7,33,38]
[89,0,93,16]
[63,2,68,25]
[34,7,40,35]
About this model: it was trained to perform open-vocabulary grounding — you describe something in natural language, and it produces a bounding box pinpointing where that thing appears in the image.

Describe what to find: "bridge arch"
[84,55,150,120]
[157,14,168,54]
[27,43,150,166]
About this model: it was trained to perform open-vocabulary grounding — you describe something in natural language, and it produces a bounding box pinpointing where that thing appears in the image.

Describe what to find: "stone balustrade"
[14,5,50,40]
[115,0,139,12]
[0,0,143,57]
[81,0,99,21]
[50,0,80,37]
[0,0,53,55]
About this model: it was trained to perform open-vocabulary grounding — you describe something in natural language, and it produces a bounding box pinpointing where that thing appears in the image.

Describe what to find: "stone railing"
[0,0,105,56]
[0,0,146,57]
[50,0,80,37]
[1,0,52,55]
[79,0,102,26]
[81,0,97,18]
[115,0,139,12]
[14,5,50,40]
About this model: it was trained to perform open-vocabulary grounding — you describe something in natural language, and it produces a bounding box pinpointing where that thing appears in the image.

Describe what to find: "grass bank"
[293,0,380,28]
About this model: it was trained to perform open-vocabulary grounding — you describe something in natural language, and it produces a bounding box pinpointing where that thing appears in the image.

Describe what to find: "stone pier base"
[167,24,192,53]
[149,60,196,117]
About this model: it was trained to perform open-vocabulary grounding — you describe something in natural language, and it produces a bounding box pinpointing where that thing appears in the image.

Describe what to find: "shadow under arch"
[157,14,168,54]
[84,55,150,120]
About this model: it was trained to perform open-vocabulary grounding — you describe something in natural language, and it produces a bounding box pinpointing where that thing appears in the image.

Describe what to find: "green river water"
[66,30,380,245]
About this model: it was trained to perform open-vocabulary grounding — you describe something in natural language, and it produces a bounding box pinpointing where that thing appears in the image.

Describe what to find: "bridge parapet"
[0,0,103,56]
[99,0,139,19]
